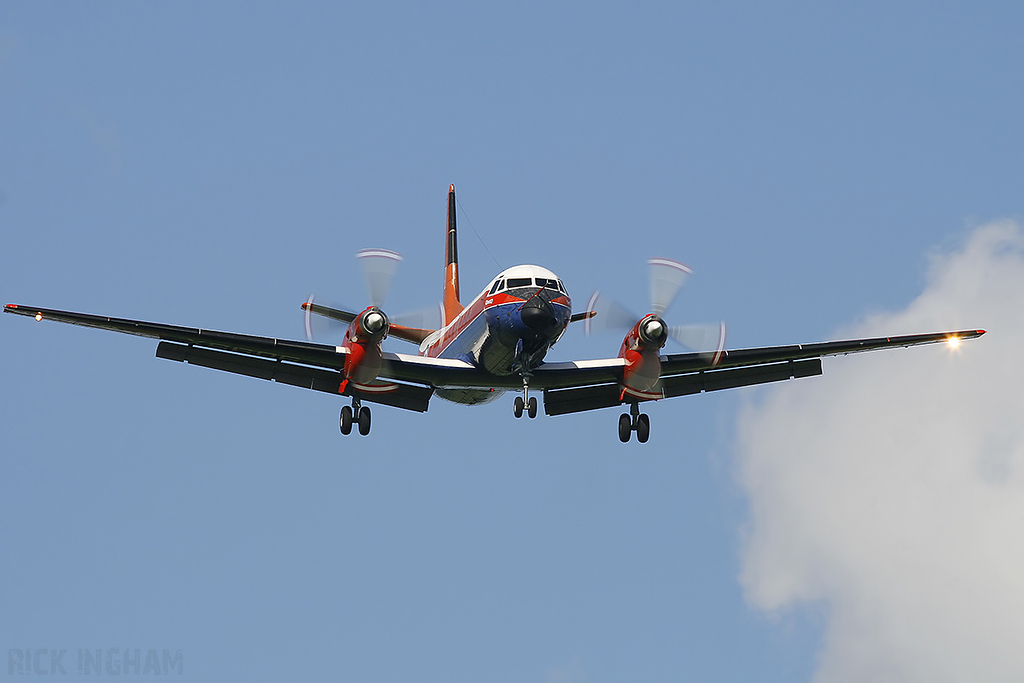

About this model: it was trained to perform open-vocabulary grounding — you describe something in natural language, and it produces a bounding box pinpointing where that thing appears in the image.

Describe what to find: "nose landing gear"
[618,403,650,443]
[512,374,538,419]
[340,397,371,436]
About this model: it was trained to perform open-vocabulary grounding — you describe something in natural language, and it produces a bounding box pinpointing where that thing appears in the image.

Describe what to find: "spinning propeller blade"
[302,295,355,341]
[584,291,641,336]
[358,248,403,308]
[668,321,727,359]
[390,303,443,331]
[586,257,726,359]
[648,257,692,316]
[303,249,439,343]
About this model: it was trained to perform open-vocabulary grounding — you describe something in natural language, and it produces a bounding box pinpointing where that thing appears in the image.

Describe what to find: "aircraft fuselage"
[421,264,572,404]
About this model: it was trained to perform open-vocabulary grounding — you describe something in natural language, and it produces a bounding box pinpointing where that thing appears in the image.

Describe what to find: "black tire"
[636,413,650,443]
[513,396,524,418]
[357,406,371,436]
[340,405,353,435]
[618,413,632,442]
[527,396,538,419]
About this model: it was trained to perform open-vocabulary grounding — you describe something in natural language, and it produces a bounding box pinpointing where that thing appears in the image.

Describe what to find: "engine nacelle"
[337,306,391,391]
[353,306,390,343]
[617,313,670,396]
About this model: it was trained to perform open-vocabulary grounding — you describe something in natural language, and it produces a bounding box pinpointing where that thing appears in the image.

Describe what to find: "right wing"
[4,304,443,412]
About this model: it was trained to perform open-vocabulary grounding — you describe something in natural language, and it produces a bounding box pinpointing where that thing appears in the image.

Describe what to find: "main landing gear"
[340,397,371,436]
[513,375,538,419]
[618,403,650,443]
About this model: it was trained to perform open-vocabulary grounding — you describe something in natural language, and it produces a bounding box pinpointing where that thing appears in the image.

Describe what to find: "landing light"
[947,336,960,348]
[35,312,42,321]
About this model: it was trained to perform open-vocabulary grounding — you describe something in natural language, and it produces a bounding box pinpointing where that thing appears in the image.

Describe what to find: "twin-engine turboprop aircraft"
[6,185,985,442]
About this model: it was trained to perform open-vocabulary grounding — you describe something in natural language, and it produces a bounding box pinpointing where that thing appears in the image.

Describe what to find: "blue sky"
[2,3,1021,681]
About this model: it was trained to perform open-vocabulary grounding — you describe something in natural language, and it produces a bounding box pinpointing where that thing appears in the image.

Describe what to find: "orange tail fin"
[443,184,463,325]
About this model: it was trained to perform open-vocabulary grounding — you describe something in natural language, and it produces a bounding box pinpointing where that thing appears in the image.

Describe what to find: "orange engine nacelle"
[619,314,670,395]
[340,307,390,389]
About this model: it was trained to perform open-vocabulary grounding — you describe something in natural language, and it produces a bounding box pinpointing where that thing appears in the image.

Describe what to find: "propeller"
[586,258,727,359]
[302,294,350,341]
[302,249,401,341]
[303,248,441,342]
[649,257,692,316]
[357,248,402,308]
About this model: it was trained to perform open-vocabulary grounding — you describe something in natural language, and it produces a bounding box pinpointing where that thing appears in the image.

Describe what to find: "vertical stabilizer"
[443,184,463,325]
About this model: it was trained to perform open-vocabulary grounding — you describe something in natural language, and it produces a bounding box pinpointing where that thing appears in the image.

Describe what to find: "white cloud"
[736,221,1024,682]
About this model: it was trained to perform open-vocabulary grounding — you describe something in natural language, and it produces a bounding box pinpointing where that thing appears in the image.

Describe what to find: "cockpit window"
[536,278,562,292]
[489,279,503,295]
[506,277,532,288]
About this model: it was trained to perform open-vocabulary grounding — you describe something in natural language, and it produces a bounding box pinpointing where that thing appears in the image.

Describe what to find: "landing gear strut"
[513,373,538,419]
[618,403,650,443]
[340,397,371,436]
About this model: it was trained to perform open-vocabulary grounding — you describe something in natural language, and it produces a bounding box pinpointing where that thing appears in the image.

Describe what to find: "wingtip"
[449,184,455,193]
[4,303,16,310]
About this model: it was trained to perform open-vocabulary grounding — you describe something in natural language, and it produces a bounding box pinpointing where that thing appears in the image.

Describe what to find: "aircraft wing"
[3,303,620,389]
[541,329,986,415]
[3,304,442,412]
[4,304,984,417]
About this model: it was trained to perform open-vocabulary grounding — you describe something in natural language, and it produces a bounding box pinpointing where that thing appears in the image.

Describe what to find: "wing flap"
[543,383,622,416]
[663,358,822,397]
[543,359,822,415]
[157,342,432,412]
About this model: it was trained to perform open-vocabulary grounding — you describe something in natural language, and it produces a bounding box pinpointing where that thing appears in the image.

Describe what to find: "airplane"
[5,185,985,443]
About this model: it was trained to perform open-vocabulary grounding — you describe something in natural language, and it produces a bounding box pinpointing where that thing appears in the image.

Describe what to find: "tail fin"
[442,184,463,325]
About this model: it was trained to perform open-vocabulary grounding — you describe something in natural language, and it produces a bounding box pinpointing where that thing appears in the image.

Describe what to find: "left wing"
[541,329,986,415]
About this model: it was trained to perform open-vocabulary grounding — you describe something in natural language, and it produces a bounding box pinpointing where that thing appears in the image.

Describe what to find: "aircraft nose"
[521,298,559,334]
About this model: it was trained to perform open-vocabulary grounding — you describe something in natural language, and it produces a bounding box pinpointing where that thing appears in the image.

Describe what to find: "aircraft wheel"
[340,405,353,435]
[636,413,650,443]
[513,396,524,418]
[357,406,371,436]
[527,396,538,419]
[618,413,632,443]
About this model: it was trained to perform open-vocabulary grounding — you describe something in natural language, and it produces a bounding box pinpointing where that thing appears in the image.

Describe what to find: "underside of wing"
[5,304,436,412]
[156,342,433,412]
[542,329,985,416]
